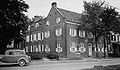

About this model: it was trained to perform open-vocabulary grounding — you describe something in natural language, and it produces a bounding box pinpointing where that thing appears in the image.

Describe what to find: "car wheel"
[18,59,26,67]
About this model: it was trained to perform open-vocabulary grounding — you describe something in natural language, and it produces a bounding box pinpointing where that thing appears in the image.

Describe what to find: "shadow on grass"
[80,64,120,70]
[0,64,19,67]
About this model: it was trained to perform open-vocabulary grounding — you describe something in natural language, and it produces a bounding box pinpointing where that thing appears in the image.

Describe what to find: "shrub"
[27,52,43,60]
[46,53,59,61]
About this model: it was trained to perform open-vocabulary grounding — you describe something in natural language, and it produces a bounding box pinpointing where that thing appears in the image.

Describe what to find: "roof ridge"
[57,8,81,15]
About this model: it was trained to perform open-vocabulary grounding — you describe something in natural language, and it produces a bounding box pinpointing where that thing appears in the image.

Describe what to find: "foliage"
[0,0,29,54]
[26,52,43,60]
[81,0,120,58]
[46,53,59,61]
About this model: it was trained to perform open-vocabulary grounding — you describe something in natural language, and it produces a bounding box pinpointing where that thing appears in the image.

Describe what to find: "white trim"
[65,21,81,25]
[55,7,64,17]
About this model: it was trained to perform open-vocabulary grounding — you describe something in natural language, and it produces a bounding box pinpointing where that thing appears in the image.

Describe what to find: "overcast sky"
[25,0,120,18]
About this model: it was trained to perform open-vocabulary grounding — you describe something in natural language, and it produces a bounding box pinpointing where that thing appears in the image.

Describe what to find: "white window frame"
[56,28,62,36]
[56,18,60,23]
[69,29,76,37]
[45,31,50,38]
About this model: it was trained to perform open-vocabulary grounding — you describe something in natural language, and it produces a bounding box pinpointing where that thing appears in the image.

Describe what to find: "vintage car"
[0,49,31,66]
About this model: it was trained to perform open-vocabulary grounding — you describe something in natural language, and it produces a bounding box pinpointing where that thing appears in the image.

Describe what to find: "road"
[0,58,120,70]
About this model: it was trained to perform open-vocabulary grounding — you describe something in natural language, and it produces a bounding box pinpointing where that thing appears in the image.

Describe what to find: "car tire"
[18,59,26,67]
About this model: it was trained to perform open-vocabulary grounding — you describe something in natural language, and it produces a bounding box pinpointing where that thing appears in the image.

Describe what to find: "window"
[79,30,85,37]
[79,43,86,53]
[35,23,39,28]
[56,43,62,53]
[26,35,29,42]
[46,21,50,26]
[30,35,33,41]
[38,32,44,40]
[88,32,93,38]
[9,52,13,55]
[41,32,44,40]
[38,33,40,40]
[45,31,50,38]
[26,46,28,52]
[56,28,62,36]
[56,18,60,23]
[45,44,50,52]
[41,44,44,52]
[33,34,37,41]
[69,29,76,37]
[70,42,77,52]
[80,43,84,47]
[119,35,120,42]
[28,25,30,30]
[35,45,38,52]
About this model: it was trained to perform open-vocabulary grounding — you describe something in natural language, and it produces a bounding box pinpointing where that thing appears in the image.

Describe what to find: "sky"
[25,0,120,18]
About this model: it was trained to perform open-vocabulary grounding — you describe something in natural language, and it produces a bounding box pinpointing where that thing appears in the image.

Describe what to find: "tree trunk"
[0,42,8,54]
[95,35,99,58]
[103,37,106,58]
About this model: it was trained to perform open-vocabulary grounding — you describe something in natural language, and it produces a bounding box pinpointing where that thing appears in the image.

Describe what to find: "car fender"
[17,57,28,63]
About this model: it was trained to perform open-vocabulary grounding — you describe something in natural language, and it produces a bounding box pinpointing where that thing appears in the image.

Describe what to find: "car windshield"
[14,51,26,55]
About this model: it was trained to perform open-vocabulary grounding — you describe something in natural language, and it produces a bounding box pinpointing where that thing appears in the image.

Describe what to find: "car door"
[3,51,14,63]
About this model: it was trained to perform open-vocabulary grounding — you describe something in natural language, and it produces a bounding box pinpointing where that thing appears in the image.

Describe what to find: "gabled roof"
[57,8,82,23]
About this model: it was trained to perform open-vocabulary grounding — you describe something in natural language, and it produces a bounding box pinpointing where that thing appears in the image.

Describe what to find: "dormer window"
[46,21,50,26]
[56,18,60,23]
[35,23,39,28]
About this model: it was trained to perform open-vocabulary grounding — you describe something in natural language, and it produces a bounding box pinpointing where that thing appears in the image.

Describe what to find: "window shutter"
[38,45,41,52]
[31,35,33,41]
[70,29,71,35]
[74,29,76,36]
[83,31,85,37]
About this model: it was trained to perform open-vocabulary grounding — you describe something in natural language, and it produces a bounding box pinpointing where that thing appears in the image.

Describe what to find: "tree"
[0,0,29,54]
[80,1,106,58]
[81,0,120,58]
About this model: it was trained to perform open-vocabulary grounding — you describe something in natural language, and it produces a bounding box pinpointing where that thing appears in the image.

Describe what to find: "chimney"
[52,2,57,7]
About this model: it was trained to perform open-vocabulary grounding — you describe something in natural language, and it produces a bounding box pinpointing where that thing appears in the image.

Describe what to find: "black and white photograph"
[0,0,120,70]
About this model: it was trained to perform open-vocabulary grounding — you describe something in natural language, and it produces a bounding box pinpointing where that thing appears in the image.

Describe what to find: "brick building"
[25,2,120,59]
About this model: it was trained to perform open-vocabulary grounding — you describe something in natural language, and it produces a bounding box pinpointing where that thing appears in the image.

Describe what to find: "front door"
[88,43,92,56]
